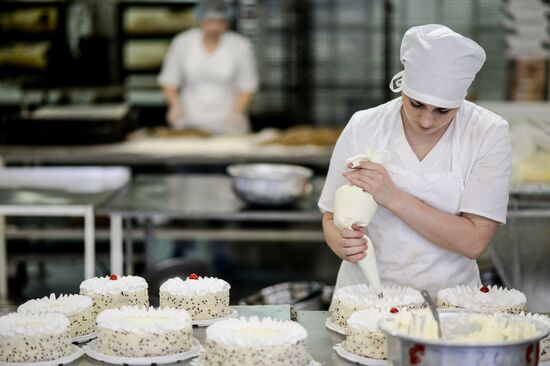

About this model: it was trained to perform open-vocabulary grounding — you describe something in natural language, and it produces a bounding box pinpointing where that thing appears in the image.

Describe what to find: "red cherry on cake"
[109,274,118,280]
[188,273,199,280]
[480,286,489,293]
[390,307,399,313]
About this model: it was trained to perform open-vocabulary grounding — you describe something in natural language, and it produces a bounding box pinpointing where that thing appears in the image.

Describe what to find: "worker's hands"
[343,160,399,208]
[224,113,250,135]
[338,223,368,263]
[166,103,186,129]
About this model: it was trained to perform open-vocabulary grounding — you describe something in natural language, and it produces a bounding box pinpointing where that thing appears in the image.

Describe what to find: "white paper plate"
[0,345,84,366]
[334,342,389,366]
[83,338,201,365]
[325,317,347,335]
[191,356,321,366]
[72,332,96,344]
[193,308,238,327]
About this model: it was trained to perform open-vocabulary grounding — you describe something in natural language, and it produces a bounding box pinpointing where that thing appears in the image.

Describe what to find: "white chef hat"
[196,0,229,21]
[389,24,486,108]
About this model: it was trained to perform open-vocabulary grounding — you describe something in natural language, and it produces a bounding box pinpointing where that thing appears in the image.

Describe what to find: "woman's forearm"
[232,91,253,114]
[322,212,345,260]
[162,87,180,107]
[387,189,498,259]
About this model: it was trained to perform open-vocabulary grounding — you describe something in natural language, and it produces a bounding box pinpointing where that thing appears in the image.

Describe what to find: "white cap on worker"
[389,24,486,108]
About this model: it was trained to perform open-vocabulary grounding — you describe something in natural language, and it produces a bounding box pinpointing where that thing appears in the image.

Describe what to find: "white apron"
[331,106,481,307]
[181,33,236,134]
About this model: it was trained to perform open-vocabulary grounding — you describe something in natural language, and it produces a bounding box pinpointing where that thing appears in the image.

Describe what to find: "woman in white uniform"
[318,24,512,303]
[158,0,258,134]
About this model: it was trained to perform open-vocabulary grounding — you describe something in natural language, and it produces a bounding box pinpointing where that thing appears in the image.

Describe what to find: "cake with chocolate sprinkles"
[437,285,527,314]
[159,274,230,320]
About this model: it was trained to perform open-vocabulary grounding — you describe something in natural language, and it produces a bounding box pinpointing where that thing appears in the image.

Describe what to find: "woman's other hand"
[166,103,186,129]
[343,160,398,208]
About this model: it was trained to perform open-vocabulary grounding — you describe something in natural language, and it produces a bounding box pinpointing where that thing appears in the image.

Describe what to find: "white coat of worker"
[318,24,512,306]
[158,0,258,134]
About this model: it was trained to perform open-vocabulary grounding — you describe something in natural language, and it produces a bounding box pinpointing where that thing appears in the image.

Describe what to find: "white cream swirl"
[348,307,406,332]
[206,316,307,346]
[96,306,191,333]
[0,312,69,337]
[437,285,526,309]
[80,275,148,295]
[524,313,550,336]
[335,285,423,307]
[18,293,92,315]
[160,276,230,296]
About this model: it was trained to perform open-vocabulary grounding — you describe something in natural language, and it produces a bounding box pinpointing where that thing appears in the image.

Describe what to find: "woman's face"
[201,18,227,38]
[401,94,460,135]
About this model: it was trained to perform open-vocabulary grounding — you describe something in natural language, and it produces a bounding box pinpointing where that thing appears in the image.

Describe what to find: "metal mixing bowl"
[226,163,313,207]
[379,310,549,366]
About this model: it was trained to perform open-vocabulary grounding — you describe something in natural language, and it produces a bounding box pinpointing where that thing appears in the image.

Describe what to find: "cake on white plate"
[95,306,193,357]
[160,274,230,320]
[344,307,405,360]
[18,293,94,338]
[80,274,149,316]
[524,313,550,362]
[0,312,71,362]
[201,316,313,366]
[436,285,527,314]
[331,285,425,329]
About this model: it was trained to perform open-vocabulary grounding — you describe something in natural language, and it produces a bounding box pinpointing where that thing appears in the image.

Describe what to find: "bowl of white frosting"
[379,309,549,366]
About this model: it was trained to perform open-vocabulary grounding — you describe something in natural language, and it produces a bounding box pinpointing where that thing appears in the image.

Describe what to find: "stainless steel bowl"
[379,310,549,366]
[226,163,313,207]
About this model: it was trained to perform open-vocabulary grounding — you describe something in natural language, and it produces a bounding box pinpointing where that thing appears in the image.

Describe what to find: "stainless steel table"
[98,174,324,274]
[69,305,291,366]
[0,188,116,300]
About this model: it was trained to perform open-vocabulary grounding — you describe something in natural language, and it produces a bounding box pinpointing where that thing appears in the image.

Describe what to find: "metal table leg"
[124,217,133,275]
[84,207,95,279]
[110,214,123,276]
[144,218,156,272]
[0,216,6,300]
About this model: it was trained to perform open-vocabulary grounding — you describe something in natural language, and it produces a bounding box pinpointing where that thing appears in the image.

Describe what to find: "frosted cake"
[96,306,193,357]
[0,312,71,362]
[344,307,404,360]
[331,285,425,329]
[524,313,550,362]
[80,274,149,316]
[160,274,230,320]
[201,316,313,366]
[437,285,527,314]
[18,293,94,338]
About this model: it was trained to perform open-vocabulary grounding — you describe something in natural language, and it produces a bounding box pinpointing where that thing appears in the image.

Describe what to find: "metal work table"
[0,188,116,301]
[0,135,333,166]
[98,174,324,275]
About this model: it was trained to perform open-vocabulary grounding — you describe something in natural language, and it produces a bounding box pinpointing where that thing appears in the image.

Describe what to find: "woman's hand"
[166,103,186,129]
[343,160,399,208]
[338,223,368,263]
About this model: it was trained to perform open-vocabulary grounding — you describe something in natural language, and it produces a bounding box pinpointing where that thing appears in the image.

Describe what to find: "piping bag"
[333,147,388,299]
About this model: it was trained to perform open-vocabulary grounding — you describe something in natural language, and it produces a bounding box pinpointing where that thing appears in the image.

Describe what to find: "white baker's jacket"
[318,97,512,302]
[158,29,258,134]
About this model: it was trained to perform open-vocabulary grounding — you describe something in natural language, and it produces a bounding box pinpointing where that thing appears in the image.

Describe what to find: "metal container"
[226,163,313,207]
[239,281,324,310]
[379,311,549,366]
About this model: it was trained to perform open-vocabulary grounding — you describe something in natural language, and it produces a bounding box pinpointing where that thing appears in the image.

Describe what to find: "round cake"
[0,312,71,362]
[344,307,404,360]
[201,316,313,366]
[436,285,527,314]
[331,285,425,329]
[159,274,230,320]
[96,306,193,357]
[525,313,550,362]
[18,293,94,338]
[80,274,149,316]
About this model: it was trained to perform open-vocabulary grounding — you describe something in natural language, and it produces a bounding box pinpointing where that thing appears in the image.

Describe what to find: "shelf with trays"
[116,0,198,83]
[0,1,69,84]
